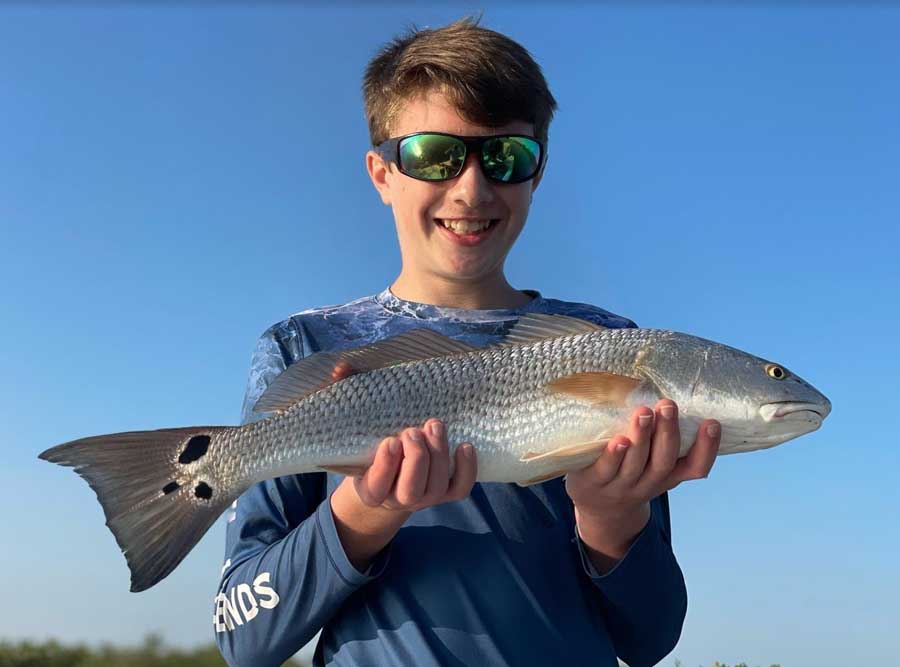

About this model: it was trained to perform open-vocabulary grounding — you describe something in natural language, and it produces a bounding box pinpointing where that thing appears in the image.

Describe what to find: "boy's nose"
[448,152,495,209]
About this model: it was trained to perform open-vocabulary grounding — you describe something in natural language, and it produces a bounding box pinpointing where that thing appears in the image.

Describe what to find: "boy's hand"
[330,419,476,572]
[329,361,478,511]
[351,420,477,511]
[566,399,720,513]
[329,360,478,570]
[565,399,720,572]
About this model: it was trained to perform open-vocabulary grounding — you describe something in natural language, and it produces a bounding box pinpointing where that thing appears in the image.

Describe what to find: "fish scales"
[227,328,655,487]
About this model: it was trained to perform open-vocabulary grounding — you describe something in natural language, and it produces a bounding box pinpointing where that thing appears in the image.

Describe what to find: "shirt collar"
[374,287,544,322]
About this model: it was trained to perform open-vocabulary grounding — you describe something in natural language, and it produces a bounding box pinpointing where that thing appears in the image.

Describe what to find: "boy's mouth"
[434,218,500,246]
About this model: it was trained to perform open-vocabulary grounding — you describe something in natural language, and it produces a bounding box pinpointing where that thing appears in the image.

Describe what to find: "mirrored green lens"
[399,134,466,181]
[482,137,541,183]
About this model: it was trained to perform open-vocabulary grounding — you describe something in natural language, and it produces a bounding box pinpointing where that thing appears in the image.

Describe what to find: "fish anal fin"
[517,439,609,486]
[319,464,369,477]
[520,439,609,463]
[547,372,641,407]
[516,470,569,487]
[253,329,477,414]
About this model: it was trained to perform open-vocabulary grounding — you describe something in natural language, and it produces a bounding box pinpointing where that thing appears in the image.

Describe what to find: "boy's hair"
[363,16,558,147]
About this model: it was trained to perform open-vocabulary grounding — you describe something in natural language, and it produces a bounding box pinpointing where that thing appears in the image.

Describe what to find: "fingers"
[354,436,401,506]
[420,419,450,503]
[616,407,654,485]
[574,402,702,495]
[668,419,720,488]
[331,360,355,382]
[643,400,682,483]
[394,421,475,507]
[446,442,477,501]
[567,403,721,514]
[597,438,631,482]
[394,428,430,506]
[355,419,476,511]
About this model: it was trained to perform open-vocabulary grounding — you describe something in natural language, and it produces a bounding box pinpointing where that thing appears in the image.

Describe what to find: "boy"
[215,17,720,667]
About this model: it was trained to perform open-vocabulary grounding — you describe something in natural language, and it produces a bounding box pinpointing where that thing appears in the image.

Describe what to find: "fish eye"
[765,363,788,380]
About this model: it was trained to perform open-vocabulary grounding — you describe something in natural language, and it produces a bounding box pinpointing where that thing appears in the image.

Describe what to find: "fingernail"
[461,443,474,457]
[706,422,721,438]
[638,414,653,429]
[429,421,444,438]
[388,438,401,456]
[408,429,423,443]
[615,442,629,453]
[660,404,675,419]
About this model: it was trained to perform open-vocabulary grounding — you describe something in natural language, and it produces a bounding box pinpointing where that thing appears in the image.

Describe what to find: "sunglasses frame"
[373,132,546,184]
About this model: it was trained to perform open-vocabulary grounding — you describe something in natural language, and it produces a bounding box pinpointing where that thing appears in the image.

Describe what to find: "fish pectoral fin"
[499,313,606,347]
[253,329,477,414]
[546,372,642,407]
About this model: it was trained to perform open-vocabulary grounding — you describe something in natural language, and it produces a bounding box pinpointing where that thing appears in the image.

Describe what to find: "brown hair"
[363,16,558,147]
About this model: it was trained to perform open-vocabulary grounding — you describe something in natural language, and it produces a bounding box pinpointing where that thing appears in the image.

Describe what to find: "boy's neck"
[390,271,532,311]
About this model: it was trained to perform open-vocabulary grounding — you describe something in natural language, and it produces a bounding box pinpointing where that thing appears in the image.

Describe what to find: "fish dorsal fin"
[253,329,477,414]
[501,313,606,347]
[547,371,642,406]
[253,350,343,414]
[339,328,477,368]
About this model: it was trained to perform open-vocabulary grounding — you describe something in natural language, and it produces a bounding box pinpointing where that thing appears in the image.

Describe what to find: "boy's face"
[367,90,542,289]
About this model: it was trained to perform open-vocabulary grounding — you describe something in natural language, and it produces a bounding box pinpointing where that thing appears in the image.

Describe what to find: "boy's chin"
[430,255,502,283]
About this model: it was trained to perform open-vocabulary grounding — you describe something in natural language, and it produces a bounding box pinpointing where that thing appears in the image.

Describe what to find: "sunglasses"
[374,132,545,184]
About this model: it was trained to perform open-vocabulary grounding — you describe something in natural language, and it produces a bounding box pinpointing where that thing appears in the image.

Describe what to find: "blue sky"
[2,4,898,666]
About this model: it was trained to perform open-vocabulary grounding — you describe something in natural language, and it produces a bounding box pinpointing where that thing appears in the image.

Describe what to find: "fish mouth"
[759,401,831,423]
[722,401,831,453]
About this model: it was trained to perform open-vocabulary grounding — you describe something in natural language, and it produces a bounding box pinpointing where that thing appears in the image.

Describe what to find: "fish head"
[635,332,831,455]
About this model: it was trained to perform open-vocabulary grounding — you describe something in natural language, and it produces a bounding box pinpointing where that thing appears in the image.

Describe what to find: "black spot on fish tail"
[178,435,210,464]
[162,481,180,495]
[194,482,213,500]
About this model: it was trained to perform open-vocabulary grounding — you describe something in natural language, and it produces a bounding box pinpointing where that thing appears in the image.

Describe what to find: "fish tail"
[39,426,239,592]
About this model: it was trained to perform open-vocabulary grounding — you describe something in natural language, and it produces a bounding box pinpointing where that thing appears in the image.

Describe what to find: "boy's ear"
[366,150,393,206]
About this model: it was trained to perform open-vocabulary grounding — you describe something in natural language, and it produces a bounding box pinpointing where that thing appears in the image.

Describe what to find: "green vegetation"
[704,664,782,667]
[0,634,309,667]
[0,638,781,667]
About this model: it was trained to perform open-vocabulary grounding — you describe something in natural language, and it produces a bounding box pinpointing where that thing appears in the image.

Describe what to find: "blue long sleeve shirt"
[214,289,688,667]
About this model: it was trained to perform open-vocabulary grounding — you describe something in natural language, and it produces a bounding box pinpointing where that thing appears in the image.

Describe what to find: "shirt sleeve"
[574,493,687,667]
[214,323,391,667]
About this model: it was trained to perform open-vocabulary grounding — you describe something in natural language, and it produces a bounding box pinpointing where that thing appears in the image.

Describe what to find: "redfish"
[40,314,830,591]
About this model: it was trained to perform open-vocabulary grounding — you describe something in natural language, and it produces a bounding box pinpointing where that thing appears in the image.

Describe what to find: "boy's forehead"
[389,89,534,138]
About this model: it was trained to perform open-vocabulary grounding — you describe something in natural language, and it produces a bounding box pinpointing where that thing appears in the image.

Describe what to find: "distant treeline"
[0,634,307,667]
[0,637,780,667]
[675,662,782,667]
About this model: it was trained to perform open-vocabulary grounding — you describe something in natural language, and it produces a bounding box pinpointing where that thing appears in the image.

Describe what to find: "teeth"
[439,219,493,234]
